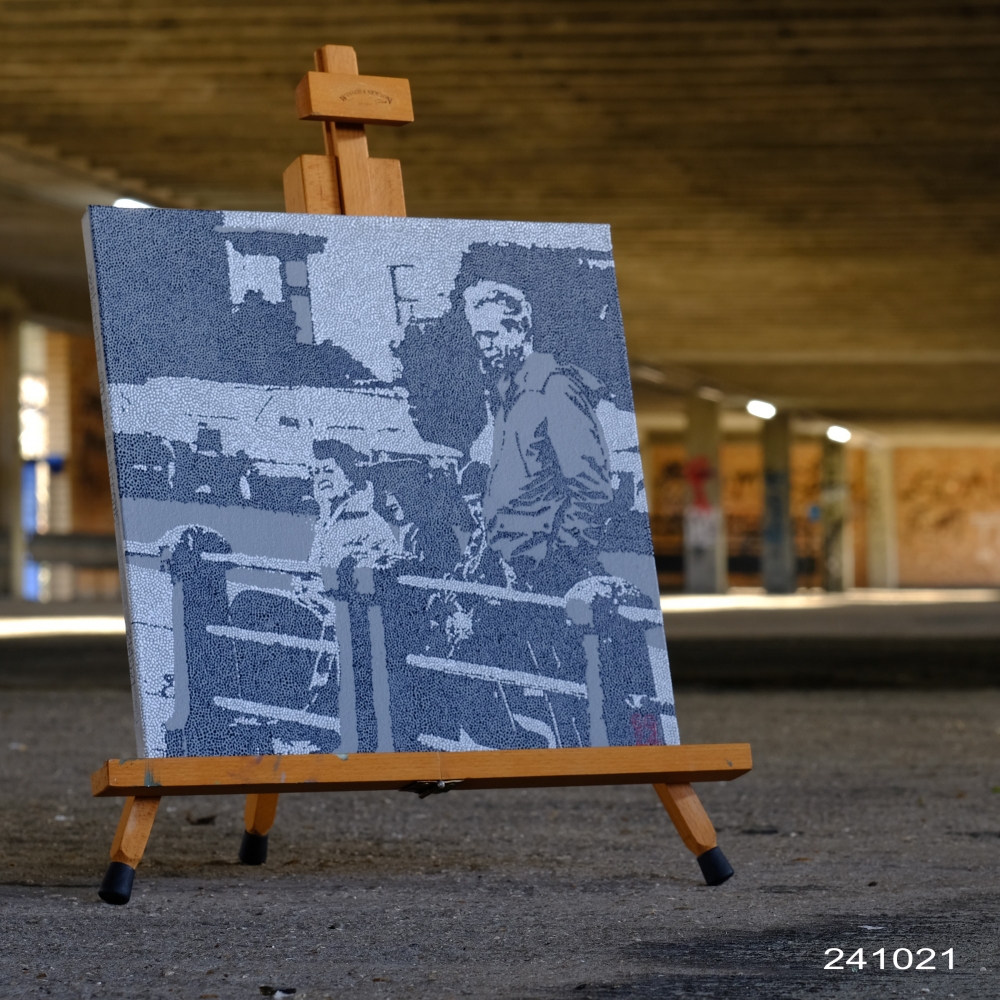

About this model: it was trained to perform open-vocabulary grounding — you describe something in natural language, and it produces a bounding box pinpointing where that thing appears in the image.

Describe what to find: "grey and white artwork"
[84,207,677,758]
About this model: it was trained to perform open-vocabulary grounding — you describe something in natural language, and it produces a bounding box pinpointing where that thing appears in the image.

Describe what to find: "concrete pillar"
[761,413,796,593]
[820,438,854,592]
[866,446,899,588]
[47,331,75,601]
[683,396,726,593]
[0,304,23,596]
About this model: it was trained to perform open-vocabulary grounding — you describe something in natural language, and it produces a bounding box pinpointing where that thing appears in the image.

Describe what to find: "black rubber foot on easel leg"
[239,831,269,865]
[697,847,734,886]
[98,861,136,905]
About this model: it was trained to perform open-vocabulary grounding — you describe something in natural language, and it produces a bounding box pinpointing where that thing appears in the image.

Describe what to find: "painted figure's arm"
[541,374,613,502]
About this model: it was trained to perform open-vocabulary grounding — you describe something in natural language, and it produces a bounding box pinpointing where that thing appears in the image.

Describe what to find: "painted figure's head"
[311,439,367,517]
[462,280,533,365]
[311,457,351,517]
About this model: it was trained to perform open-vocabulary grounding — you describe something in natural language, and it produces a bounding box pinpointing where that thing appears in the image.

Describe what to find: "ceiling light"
[826,425,852,443]
[113,197,152,209]
[746,399,776,420]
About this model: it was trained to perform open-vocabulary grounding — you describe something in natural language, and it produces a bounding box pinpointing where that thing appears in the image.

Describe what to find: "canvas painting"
[84,207,677,758]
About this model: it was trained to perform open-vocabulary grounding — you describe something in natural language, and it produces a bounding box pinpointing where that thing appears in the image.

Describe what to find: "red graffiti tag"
[683,455,715,510]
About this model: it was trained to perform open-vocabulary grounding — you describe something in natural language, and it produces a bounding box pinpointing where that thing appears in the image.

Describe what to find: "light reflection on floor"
[660,588,1000,613]
[0,615,126,638]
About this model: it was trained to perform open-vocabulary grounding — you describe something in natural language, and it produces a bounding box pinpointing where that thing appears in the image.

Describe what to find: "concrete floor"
[2,687,999,999]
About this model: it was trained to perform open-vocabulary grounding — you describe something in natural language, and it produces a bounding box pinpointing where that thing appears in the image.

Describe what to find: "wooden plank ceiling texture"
[0,1,997,423]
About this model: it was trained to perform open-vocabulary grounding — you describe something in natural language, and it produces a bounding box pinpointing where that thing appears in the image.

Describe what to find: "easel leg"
[98,795,161,905]
[654,783,734,886]
[239,793,279,865]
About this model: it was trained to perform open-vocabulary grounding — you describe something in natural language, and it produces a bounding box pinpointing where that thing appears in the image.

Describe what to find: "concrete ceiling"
[1,1,998,425]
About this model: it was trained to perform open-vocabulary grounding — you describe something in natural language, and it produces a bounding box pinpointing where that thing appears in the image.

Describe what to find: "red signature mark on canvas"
[630,712,659,746]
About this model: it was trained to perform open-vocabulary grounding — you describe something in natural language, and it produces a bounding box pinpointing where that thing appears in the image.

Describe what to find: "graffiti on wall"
[897,448,1000,586]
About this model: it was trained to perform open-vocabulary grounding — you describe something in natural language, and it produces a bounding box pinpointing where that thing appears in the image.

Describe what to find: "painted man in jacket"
[462,278,615,592]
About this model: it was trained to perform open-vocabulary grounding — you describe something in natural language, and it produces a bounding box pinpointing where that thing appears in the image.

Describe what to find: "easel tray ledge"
[92,743,752,797]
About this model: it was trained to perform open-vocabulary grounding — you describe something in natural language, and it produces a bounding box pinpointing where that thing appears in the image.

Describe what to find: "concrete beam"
[0,135,185,211]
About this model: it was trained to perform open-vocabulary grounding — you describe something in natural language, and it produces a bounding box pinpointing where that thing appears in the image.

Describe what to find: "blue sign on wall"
[85,207,677,758]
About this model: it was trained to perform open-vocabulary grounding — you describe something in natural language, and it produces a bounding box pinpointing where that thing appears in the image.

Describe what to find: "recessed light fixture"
[113,197,153,209]
[826,425,852,443]
[746,399,777,420]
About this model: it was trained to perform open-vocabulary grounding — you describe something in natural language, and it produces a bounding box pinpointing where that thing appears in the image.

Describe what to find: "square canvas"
[84,207,677,758]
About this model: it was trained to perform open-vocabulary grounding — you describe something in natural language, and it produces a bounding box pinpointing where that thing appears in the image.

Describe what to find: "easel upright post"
[282,44,408,218]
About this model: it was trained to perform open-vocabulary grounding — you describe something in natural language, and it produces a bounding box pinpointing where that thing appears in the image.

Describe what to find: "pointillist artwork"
[84,207,677,758]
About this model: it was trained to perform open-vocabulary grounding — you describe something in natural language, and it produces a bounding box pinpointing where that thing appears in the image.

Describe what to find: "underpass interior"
[0,3,998,997]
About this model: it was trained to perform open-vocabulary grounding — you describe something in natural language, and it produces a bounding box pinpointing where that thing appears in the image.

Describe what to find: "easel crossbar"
[92,744,751,797]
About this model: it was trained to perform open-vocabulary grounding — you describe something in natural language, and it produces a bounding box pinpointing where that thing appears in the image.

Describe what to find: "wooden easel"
[94,45,752,905]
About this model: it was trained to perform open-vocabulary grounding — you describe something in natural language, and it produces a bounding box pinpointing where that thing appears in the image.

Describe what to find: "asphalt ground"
[2,687,999,999]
